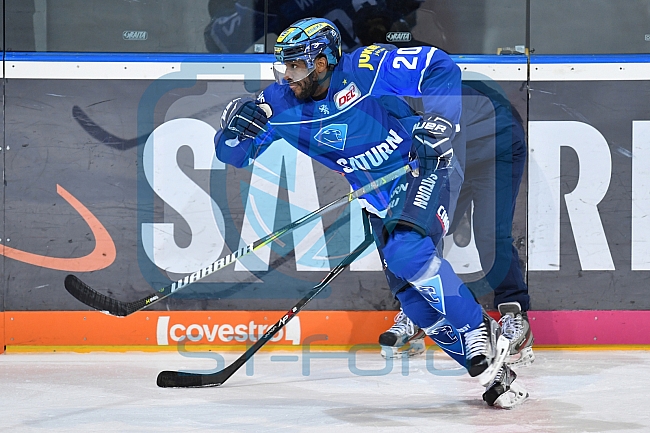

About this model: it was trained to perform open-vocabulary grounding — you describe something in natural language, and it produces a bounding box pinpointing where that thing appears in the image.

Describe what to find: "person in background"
[379,80,534,371]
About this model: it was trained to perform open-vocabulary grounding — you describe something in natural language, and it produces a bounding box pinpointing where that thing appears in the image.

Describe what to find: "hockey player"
[214,17,526,408]
[380,81,534,370]
[458,81,533,367]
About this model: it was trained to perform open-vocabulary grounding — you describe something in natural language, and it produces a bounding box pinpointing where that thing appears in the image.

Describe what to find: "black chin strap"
[310,68,332,100]
[317,69,332,85]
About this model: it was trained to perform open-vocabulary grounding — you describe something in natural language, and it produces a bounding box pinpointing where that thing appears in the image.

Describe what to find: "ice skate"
[498,302,535,367]
[464,311,510,386]
[379,310,426,359]
[482,364,529,409]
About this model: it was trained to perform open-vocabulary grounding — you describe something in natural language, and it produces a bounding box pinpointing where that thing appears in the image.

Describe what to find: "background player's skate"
[379,310,426,359]
[498,302,535,367]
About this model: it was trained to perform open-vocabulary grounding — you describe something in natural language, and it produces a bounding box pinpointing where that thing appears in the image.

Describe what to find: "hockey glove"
[412,115,455,172]
[221,97,272,140]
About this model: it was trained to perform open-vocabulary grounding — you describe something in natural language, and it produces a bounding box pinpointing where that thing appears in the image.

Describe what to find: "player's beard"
[289,70,320,100]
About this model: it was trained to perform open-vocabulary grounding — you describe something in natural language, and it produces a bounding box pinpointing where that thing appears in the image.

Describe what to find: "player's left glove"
[411,115,455,172]
[221,97,272,140]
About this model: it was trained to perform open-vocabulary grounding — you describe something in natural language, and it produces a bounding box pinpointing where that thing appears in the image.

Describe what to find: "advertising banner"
[528,57,650,310]
[4,55,650,348]
[1,57,527,316]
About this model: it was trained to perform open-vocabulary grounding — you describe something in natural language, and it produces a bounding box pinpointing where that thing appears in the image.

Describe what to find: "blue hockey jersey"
[215,44,462,216]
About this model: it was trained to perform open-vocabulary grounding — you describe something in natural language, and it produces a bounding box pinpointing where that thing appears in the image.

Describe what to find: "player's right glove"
[411,115,455,172]
[220,97,272,140]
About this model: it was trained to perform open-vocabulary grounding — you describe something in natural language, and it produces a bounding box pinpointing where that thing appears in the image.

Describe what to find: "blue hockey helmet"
[274,17,342,69]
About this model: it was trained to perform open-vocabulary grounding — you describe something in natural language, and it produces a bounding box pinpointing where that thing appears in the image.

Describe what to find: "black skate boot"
[464,311,510,386]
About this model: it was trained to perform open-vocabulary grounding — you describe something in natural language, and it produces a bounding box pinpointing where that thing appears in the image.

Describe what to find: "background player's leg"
[468,125,533,366]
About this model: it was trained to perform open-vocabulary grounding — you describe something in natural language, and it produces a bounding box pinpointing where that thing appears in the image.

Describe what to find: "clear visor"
[273,61,315,85]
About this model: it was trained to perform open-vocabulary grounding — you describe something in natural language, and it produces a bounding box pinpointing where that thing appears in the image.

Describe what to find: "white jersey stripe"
[418,47,438,94]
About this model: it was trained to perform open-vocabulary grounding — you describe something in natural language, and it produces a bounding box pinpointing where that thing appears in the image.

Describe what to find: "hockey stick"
[156,216,375,388]
[64,160,416,317]
[72,105,143,150]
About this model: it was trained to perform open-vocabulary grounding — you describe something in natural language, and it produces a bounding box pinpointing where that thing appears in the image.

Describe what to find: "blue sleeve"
[215,133,251,168]
[364,46,462,127]
[214,128,275,168]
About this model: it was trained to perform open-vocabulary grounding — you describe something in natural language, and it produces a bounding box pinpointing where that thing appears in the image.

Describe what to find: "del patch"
[334,82,360,110]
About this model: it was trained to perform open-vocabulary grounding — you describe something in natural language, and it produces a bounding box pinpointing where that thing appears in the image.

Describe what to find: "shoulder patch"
[334,82,361,110]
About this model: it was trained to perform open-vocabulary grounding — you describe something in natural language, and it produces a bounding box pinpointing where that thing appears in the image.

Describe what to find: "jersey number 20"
[392,47,422,70]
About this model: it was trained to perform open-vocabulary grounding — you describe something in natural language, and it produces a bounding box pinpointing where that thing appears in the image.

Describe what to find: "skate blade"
[477,335,510,387]
[492,382,529,409]
[506,347,535,367]
[380,341,426,359]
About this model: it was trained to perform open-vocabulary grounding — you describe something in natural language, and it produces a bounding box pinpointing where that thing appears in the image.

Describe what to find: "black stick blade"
[157,370,229,388]
[64,274,131,317]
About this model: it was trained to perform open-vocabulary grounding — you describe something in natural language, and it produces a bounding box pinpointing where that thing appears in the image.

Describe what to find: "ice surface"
[1,349,649,432]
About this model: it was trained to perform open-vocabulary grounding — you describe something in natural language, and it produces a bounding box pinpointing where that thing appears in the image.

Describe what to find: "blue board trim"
[4,52,277,63]
[6,52,650,65]
[3,51,530,65]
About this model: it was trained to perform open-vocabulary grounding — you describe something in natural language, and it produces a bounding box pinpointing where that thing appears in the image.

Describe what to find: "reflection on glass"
[183,0,526,55]
[530,0,650,54]
[6,0,212,53]
[4,0,650,54]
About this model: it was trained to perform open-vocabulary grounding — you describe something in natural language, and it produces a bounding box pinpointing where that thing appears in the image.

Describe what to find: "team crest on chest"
[334,82,360,110]
[314,124,348,150]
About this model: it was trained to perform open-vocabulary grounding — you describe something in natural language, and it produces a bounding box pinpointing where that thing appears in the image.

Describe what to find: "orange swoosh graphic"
[0,184,116,271]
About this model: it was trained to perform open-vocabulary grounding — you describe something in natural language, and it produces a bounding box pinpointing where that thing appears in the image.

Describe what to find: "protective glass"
[272,61,315,85]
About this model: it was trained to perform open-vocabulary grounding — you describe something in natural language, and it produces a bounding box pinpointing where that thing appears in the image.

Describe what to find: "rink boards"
[3,310,650,351]
[1,54,650,350]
